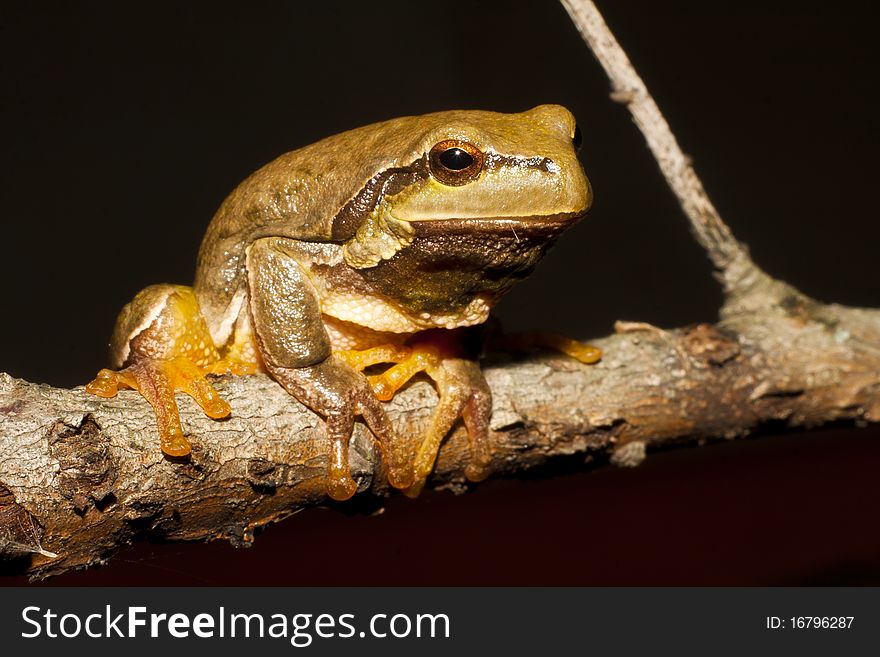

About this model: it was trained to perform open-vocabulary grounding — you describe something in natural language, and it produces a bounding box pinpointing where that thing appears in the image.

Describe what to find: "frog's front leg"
[86,285,254,456]
[344,337,493,497]
[246,238,412,500]
[405,356,492,497]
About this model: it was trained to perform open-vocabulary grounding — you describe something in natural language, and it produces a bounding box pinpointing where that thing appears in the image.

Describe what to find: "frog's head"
[387,104,589,224]
[333,105,592,315]
[333,104,590,248]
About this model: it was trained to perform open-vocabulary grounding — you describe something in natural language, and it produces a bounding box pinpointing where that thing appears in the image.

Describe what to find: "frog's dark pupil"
[573,124,583,152]
[439,147,474,171]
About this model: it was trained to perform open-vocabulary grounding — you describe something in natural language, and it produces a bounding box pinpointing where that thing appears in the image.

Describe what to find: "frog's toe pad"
[465,462,491,483]
[386,463,414,490]
[85,369,121,398]
[161,429,193,458]
[402,478,426,499]
[193,389,232,419]
[327,470,358,501]
[567,342,602,364]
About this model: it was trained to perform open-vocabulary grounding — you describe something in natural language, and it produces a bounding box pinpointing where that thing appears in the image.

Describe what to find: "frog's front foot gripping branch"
[263,355,415,501]
[338,343,494,497]
[405,356,494,497]
[340,332,600,496]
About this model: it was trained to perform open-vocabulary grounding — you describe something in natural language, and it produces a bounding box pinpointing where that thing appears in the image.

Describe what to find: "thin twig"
[559,0,765,297]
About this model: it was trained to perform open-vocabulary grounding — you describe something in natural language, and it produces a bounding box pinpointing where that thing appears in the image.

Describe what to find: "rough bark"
[2,0,878,579]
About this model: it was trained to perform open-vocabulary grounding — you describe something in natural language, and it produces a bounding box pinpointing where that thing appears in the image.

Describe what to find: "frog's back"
[193,115,432,334]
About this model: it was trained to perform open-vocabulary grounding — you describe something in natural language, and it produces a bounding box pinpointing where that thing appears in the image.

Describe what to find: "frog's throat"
[347,210,582,316]
[341,204,585,272]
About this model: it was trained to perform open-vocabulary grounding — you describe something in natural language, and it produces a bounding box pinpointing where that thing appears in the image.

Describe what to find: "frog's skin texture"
[87,105,597,500]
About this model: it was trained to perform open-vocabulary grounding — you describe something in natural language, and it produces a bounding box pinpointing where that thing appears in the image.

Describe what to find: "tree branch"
[1,0,878,579]
[3,299,879,578]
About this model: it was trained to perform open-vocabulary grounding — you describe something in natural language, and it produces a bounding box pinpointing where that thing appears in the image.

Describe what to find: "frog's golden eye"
[428,140,484,186]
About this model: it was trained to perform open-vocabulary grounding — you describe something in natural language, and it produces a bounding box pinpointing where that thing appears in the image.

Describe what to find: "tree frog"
[86,104,599,500]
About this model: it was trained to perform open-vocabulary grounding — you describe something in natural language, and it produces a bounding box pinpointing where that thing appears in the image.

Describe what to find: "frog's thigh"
[245,238,331,369]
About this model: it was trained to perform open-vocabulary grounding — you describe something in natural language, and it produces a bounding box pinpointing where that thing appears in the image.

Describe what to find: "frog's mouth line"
[410,211,585,238]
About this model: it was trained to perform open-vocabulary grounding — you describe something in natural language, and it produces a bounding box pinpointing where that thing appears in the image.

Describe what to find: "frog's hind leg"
[86,284,252,457]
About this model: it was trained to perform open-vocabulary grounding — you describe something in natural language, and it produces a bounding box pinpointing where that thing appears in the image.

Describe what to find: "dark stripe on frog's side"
[312,214,582,316]
[330,158,428,242]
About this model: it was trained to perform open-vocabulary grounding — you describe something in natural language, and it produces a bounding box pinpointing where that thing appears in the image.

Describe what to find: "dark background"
[1,0,877,585]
